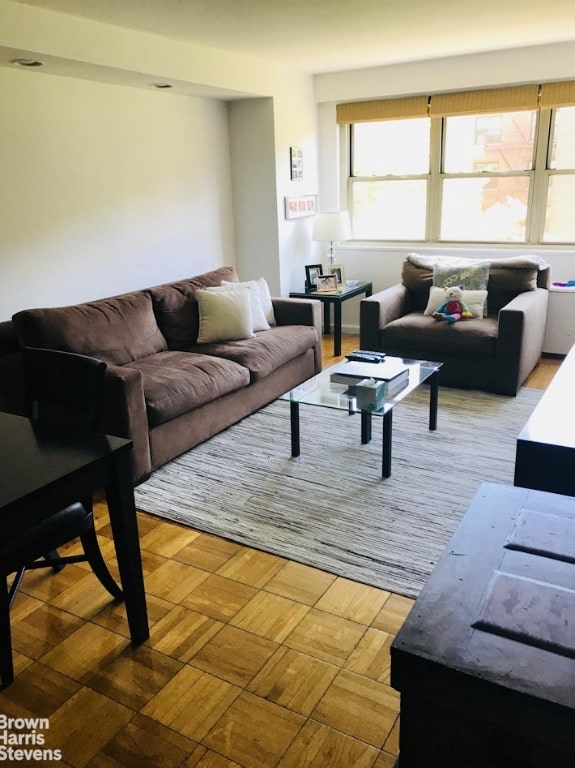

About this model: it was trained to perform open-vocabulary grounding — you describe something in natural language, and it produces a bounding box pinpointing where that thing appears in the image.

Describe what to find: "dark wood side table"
[0,412,149,678]
[390,481,575,768]
[289,281,372,356]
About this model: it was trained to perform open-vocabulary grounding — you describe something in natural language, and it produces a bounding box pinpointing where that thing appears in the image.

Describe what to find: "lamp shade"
[312,211,351,242]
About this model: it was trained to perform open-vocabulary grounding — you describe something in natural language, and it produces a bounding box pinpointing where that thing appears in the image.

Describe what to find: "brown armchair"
[360,254,550,396]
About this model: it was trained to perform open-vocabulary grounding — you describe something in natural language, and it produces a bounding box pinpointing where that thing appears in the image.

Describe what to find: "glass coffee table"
[279,357,442,478]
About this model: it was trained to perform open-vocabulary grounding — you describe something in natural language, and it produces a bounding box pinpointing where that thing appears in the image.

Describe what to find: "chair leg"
[7,567,26,609]
[0,577,15,689]
[80,529,123,601]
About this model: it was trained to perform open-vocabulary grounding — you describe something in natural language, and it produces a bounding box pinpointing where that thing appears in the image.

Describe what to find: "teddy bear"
[432,285,472,324]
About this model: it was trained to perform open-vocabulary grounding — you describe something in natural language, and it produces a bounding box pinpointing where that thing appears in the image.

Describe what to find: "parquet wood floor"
[0,333,560,768]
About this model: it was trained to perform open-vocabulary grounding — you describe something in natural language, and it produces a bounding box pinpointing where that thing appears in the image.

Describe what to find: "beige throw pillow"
[196,288,254,343]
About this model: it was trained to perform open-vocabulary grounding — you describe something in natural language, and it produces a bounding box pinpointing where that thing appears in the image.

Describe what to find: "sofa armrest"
[496,288,549,395]
[272,297,322,372]
[360,284,408,351]
[101,365,152,484]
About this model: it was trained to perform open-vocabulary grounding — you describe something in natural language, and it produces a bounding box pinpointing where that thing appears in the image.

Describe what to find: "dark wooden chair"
[0,347,123,688]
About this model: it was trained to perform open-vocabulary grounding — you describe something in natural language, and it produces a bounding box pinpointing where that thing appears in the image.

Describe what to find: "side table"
[289,281,372,356]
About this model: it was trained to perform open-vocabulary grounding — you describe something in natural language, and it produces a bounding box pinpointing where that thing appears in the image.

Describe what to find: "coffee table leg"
[361,411,372,443]
[382,409,393,478]
[290,401,300,457]
[429,371,439,431]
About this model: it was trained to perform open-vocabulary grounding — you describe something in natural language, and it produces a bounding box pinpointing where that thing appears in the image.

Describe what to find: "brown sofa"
[0,266,322,484]
[360,254,551,396]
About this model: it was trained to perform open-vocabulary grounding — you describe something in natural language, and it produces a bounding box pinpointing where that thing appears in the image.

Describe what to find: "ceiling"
[11,0,575,74]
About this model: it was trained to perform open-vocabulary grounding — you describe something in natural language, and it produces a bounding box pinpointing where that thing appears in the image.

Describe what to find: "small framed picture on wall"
[290,146,303,180]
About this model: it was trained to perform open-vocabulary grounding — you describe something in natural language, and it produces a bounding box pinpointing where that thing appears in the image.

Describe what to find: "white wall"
[0,67,235,320]
[314,43,575,331]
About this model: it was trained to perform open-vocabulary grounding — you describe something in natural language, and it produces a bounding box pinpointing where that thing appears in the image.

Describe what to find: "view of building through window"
[348,106,575,244]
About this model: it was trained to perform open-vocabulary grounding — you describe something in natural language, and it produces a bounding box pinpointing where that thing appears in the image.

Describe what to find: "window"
[341,82,575,245]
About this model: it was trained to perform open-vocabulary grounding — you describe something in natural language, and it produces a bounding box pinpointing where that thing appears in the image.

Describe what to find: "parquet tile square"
[315,577,391,624]
[202,691,305,768]
[229,591,310,643]
[277,720,380,768]
[174,532,242,572]
[138,518,200,557]
[86,713,202,768]
[263,561,336,605]
[283,608,367,665]
[181,573,258,621]
[0,663,80,718]
[372,593,415,635]
[216,548,286,588]
[49,687,133,768]
[345,627,394,684]
[86,645,184,709]
[40,623,128,684]
[142,666,241,741]
[143,559,210,603]
[148,605,223,662]
[310,668,400,748]
[184,751,240,768]
[248,647,338,716]
[191,625,278,686]
[10,603,84,660]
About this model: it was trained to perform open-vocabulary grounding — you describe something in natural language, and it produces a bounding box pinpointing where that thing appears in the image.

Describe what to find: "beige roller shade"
[540,80,575,108]
[336,95,429,124]
[429,84,539,117]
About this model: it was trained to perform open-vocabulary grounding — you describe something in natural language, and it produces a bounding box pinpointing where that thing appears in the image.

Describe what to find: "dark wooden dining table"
[0,411,149,645]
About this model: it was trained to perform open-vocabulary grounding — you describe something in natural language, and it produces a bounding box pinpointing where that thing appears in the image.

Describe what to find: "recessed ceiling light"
[10,58,44,67]
[150,83,173,89]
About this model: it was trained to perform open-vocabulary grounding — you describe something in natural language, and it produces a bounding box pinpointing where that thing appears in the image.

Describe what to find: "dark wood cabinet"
[391,482,575,768]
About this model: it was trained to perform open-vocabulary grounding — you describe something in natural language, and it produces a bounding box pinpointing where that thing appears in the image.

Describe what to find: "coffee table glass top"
[280,357,442,415]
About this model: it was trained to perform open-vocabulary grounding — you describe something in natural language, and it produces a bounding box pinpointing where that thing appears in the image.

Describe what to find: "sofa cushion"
[380,312,498,358]
[123,351,250,427]
[12,292,167,366]
[149,266,239,349]
[488,266,538,314]
[186,325,318,382]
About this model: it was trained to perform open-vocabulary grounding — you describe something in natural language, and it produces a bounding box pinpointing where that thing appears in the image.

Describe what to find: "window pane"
[549,106,575,170]
[441,177,529,242]
[544,175,575,241]
[352,119,430,176]
[352,180,427,239]
[443,112,535,173]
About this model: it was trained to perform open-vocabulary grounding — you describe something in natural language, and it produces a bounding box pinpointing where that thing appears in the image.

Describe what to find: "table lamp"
[312,211,351,264]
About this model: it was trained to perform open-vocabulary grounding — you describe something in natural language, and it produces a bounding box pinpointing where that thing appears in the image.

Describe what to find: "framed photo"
[290,146,303,180]
[285,194,317,220]
[315,274,339,293]
[305,264,323,290]
[326,263,346,287]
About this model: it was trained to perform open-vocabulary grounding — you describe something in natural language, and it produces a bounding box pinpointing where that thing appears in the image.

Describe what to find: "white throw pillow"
[256,277,276,326]
[424,286,488,319]
[196,288,254,343]
[218,279,271,331]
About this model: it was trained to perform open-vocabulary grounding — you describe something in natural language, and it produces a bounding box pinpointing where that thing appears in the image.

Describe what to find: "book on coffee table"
[329,359,409,387]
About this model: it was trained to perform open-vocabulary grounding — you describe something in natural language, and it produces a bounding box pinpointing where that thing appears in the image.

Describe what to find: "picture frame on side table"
[305,264,323,291]
[315,274,339,293]
[326,263,346,287]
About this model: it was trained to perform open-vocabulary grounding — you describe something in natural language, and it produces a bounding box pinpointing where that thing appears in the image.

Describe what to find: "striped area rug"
[135,386,541,598]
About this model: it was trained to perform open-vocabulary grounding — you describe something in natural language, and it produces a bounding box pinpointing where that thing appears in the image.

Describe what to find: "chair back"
[23,347,107,431]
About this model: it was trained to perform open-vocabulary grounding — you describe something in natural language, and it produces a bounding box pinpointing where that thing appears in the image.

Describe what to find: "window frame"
[345,103,575,246]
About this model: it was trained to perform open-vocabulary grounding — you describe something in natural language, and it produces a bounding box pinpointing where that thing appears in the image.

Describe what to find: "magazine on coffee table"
[329,359,409,386]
